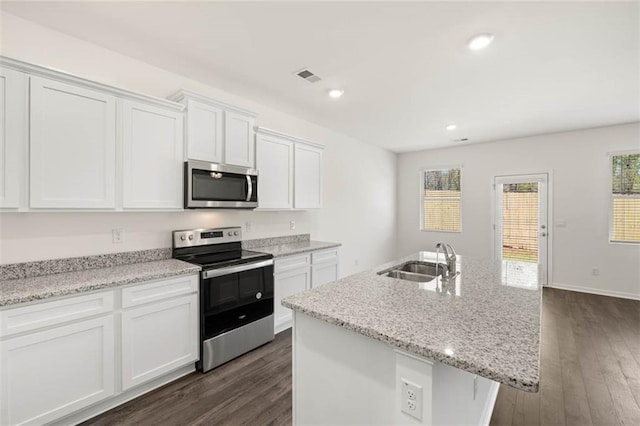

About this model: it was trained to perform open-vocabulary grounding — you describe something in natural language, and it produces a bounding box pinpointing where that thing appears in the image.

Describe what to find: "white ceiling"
[2,1,638,152]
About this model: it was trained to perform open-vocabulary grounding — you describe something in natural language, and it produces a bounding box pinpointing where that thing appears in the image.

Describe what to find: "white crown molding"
[0,55,184,112]
[255,126,324,149]
[168,89,257,118]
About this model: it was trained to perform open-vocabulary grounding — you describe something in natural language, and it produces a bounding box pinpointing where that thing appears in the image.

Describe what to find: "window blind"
[611,154,640,243]
[502,183,539,263]
[422,168,461,232]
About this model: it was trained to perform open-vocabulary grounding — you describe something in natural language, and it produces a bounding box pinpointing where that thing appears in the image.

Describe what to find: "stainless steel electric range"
[172,227,274,372]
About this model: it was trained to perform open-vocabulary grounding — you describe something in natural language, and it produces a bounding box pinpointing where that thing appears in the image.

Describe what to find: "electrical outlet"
[592,268,600,276]
[290,220,296,230]
[354,259,359,266]
[112,228,124,244]
[400,378,423,420]
[245,221,252,233]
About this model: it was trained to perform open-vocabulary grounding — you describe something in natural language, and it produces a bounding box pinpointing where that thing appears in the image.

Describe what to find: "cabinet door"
[121,293,198,390]
[0,316,115,426]
[312,262,339,288]
[186,99,223,163]
[0,68,26,208]
[122,101,184,209]
[294,144,323,209]
[30,76,116,208]
[256,134,294,209]
[224,111,254,167]
[274,266,310,333]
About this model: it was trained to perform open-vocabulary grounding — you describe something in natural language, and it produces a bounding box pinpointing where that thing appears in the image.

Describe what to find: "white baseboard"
[481,381,501,426]
[548,282,640,301]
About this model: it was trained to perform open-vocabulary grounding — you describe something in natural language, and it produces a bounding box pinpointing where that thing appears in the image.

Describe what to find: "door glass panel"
[192,170,247,201]
[502,182,539,263]
[237,268,264,299]
[207,274,239,312]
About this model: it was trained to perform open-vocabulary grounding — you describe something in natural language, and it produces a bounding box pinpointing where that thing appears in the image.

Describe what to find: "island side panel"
[292,311,432,425]
[292,311,500,425]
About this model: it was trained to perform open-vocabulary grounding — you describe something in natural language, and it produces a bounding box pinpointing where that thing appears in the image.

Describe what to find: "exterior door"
[494,174,549,285]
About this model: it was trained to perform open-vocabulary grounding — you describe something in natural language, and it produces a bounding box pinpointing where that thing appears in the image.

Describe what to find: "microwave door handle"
[246,175,253,202]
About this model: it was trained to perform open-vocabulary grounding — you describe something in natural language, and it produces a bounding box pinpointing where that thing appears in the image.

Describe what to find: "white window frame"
[419,165,462,233]
[609,150,640,245]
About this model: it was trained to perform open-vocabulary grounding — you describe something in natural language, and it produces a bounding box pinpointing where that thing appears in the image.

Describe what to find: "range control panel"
[173,227,242,248]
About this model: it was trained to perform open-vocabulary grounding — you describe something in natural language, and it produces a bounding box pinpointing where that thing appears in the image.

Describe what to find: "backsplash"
[0,248,172,280]
[242,234,310,250]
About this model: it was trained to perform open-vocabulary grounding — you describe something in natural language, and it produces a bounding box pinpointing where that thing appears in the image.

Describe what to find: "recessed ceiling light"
[445,124,457,131]
[468,33,494,51]
[328,89,344,99]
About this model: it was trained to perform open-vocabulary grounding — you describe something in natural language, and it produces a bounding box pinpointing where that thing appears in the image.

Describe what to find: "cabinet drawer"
[311,248,339,265]
[0,291,114,338]
[274,254,311,274]
[121,274,198,308]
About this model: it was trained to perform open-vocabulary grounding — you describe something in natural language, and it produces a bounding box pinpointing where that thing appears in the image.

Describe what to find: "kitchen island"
[282,251,541,425]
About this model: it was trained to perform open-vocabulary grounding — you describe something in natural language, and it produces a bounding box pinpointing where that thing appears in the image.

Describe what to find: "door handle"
[246,175,253,202]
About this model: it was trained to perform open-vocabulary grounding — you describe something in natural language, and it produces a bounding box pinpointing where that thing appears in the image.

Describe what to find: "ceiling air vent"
[453,138,469,142]
[295,68,322,83]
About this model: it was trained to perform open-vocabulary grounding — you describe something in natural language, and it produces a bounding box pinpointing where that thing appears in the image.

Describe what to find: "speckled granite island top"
[0,259,201,307]
[282,251,542,392]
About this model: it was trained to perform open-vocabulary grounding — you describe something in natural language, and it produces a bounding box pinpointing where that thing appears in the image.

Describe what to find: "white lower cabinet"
[0,273,199,425]
[121,293,198,390]
[274,248,339,332]
[274,264,311,333]
[0,315,115,426]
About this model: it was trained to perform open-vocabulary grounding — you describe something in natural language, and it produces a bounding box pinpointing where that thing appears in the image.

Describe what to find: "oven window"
[192,169,248,201]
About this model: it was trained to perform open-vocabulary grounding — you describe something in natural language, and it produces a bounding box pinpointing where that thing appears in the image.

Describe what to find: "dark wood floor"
[85,288,639,426]
[490,288,640,426]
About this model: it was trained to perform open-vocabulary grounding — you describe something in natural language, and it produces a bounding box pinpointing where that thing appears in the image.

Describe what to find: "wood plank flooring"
[84,288,639,426]
[490,288,640,426]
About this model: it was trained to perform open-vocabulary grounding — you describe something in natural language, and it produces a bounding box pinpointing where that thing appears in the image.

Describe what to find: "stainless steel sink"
[379,261,447,283]
[385,270,436,282]
[396,261,445,276]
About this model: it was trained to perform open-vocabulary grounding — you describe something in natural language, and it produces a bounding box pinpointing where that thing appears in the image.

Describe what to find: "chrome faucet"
[435,242,457,277]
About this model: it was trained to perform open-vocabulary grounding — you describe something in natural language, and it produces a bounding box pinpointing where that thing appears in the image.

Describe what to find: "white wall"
[397,123,640,299]
[0,12,397,277]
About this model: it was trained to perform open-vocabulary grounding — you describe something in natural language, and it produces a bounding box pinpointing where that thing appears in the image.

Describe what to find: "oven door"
[186,160,258,209]
[201,259,274,339]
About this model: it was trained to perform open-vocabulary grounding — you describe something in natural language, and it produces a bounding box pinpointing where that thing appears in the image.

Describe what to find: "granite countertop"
[0,259,201,307]
[251,240,341,258]
[282,251,542,392]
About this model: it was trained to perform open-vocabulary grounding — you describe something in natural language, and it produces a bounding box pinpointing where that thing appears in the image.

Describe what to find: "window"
[610,153,640,243]
[421,167,461,232]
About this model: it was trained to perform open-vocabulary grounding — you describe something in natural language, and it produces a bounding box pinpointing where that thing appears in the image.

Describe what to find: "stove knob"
[228,231,233,236]
[188,234,194,241]
[234,231,239,236]
[256,292,262,300]
[180,235,186,241]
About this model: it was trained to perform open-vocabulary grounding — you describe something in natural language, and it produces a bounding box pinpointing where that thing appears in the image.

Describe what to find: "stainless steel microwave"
[185,160,258,209]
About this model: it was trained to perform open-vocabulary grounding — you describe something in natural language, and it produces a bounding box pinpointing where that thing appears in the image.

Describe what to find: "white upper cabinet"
[224,110,255,167]
[294,144,323,209]
[29,76,116,209]
[256,133,294,209]
[0,67,26,208]
[184,99,223,163]
[169,90,257,168]
[122,101,184,209]
[255,127,324,210]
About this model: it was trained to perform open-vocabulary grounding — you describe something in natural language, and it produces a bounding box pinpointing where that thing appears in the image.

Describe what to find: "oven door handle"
[203,259,273,279]
[246,175,253,202]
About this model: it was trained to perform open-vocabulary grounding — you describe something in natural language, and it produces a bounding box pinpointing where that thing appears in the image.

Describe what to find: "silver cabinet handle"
[210,172,223,179]
[246,175,253,202]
